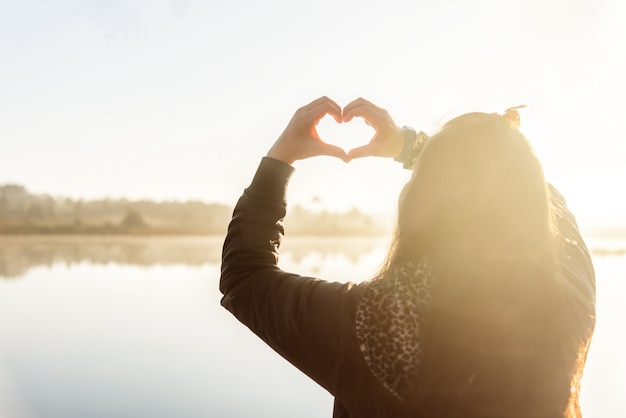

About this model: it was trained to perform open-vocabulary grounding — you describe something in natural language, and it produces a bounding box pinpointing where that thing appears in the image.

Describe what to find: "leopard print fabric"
[355,259,433,400]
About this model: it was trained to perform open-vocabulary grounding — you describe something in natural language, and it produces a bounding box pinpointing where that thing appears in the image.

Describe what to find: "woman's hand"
[342,97,404,161]
[267,96,348,165]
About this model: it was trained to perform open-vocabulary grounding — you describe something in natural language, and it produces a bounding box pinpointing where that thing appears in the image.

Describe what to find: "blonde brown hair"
[386,113,593,417]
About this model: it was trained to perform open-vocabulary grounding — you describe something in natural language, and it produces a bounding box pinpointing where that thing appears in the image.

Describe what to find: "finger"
[342,98,366,121]
[342,97,381,121]
[308,100,342,125]
[347,143,378,160]
[343,97,379,113]
[342,104,385,127]
[302,96,336,113]
[314,142,349,162]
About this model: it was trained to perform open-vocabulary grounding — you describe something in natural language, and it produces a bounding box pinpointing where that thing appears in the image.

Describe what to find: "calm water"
[0,236,624,418]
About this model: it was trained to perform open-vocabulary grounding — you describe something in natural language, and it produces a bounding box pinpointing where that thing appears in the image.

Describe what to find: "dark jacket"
[220,157,595,417]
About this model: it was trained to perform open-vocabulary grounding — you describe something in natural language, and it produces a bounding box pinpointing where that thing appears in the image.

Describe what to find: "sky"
[1,0,625,230]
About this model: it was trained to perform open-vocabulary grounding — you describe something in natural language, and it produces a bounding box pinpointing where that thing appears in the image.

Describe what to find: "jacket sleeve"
[220,157,355,395]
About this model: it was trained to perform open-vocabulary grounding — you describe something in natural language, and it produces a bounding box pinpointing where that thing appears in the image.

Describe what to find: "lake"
[0,236,624,417]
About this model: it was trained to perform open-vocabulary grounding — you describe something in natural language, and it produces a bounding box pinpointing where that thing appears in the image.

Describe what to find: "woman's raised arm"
[220,97,360,397]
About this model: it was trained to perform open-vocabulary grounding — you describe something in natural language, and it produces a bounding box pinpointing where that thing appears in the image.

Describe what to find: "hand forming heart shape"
[267,97,404,165]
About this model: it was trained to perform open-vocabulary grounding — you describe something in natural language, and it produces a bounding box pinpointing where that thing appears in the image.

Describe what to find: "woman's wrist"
[266,143,296,166]
[388,127,406,159]
[394,128,430,170]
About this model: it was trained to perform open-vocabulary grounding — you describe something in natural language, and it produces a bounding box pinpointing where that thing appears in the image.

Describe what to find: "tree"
[120,207,147,230]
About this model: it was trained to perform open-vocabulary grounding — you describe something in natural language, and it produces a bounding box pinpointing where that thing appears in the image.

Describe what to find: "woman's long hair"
[384,113,594,417]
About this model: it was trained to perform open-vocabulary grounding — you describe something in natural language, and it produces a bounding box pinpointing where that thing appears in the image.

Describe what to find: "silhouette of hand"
[267,96,348,165]
[342,98,404,161]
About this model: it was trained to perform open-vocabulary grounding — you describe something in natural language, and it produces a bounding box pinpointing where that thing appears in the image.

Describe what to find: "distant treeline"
[0,184,390,236]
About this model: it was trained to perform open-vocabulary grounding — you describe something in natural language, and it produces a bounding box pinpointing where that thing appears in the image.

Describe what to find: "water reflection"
[0,236,390,279]
[0,236,624,417]
[0,236,221,279]
[1,236,622,280]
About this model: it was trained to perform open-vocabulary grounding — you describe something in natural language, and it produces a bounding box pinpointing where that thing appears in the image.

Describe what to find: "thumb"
[317,143,349,162]
[347,143,376,160]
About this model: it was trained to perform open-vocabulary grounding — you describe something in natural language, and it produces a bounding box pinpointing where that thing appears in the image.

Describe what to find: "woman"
[220,97,596,417]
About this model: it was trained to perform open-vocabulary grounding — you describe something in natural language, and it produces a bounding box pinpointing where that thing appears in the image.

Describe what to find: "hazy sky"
[1,0,625,229]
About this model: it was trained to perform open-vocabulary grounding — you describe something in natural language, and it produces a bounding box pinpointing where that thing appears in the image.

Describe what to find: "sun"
[521,113,623,234]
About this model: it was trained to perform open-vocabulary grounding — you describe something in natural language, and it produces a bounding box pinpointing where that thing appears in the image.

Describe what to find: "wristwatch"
[394,127,430,170]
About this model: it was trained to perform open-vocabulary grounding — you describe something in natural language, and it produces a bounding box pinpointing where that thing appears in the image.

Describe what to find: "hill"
[0,184,391,236]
